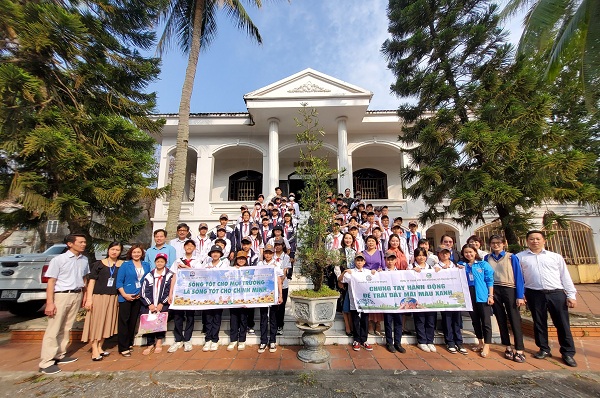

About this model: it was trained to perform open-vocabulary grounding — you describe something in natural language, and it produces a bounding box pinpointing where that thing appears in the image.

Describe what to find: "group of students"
[38,190,579,374]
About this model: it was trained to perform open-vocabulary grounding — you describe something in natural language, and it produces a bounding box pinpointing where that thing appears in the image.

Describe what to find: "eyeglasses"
[490,241,504,245]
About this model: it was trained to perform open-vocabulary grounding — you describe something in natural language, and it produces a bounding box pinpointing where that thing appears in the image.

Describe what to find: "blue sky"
[148,0,524,114]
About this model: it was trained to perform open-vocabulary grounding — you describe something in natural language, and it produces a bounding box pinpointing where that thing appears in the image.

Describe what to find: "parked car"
[0,243,131,315]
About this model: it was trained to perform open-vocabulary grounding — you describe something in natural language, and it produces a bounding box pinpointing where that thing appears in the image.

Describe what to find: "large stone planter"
[289,294,339,363]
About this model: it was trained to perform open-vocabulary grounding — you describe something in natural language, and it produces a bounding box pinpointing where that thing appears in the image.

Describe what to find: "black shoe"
[533,350,552,359]
[276,327,283,335]
[562,355,577,367]
[386,343,396,353]
[92,356,103,362]
[55,356,78,364]
[40,364,61,374]
[394,344,406,353]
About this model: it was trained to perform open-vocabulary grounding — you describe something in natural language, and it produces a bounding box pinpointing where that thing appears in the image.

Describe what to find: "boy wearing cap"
[209,214,234,242]
[406,221,421,261]
[202,245,227,352]
[339,252,374,351]
[259,216,273,245]
[382,251,406,353]
[194,223,212,262]
[211,228,232,260]
[257,244,284,353]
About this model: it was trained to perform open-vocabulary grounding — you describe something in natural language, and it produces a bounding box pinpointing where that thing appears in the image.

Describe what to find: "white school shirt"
[211,238,232,258]
[172,256,203,271]
[258,259,285,278]
[202,257,229,269]
[351,235,365,252]
[325,233,344,251]
[273,252,292,289]
[266,236,291,251]
[194,235,211,262]
[249,235,264,254]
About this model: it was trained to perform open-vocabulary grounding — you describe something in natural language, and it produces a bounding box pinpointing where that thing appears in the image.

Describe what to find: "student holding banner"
[257,244,284,354]
[461,244,494,358]
[168,240,201,353]
[410,247,438,352]
[382,250,406,353]
[202,245,228,352]
[339,252,374,352]
[227,252,250,351]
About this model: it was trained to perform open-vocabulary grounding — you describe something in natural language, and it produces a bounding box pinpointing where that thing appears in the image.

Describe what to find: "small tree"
[293,105,340,294]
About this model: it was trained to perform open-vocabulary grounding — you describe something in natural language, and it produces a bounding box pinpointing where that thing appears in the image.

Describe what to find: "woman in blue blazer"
[116,244,151,356]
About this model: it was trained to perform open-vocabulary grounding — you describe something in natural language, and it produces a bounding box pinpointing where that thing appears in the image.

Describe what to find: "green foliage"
[293,105,341,292]
[383,0,600,245]
[289,286,339,299]
[0,0,166,245]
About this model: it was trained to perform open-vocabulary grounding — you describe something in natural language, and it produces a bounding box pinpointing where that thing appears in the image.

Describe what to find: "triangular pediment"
[244,68,372,100]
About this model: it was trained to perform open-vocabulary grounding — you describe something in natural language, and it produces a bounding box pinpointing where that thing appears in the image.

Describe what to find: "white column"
[337,117,351,193]
[194,149,214,219]
[268,118,280,197]
[154,145,171,220]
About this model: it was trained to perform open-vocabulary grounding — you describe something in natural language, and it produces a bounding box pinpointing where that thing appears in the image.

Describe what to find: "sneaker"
[456,345,468,355]
[227,341,238,351]
[247,328,255,335]
[417,344,431,352]
[40,364,61,374]
[168,342,183,353]
[210,341,219,351]
[238,342,246,351]
[276,327,283,335]
[202,341,211,352]
[352,341,361,351]
[363,342,373,351]
[447,345,457,354]
[269,343,277,353]
[258,343,267,353]
[55,356,77,364]
[427,344,437,352]
[394,344,406,354]
[386,343,396,353]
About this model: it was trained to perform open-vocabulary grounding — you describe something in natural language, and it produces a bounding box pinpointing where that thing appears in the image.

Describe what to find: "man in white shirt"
[516,230,577,367]
[170,223,191,258]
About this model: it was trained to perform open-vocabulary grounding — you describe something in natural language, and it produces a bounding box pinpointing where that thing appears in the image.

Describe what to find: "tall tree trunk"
[165,0,205,238]
[496,204,519,247]
[35,223,47,252]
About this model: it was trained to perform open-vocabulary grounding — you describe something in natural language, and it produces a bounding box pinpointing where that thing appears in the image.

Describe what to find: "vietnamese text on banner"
[350,268,473,313]
[170,266,279,310]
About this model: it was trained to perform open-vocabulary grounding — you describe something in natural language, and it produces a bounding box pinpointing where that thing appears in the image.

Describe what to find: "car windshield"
[43,246,66,255]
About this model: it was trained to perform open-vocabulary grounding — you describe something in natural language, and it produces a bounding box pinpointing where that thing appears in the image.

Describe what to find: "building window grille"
[228,170,263,201]
[353,168,387,200]
[46,220,59,234]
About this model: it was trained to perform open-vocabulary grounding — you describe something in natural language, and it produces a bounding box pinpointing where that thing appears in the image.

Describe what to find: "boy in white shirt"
[257,245,284,354]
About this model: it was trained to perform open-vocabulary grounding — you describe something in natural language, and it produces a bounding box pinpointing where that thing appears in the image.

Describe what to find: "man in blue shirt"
[145,229,176,269]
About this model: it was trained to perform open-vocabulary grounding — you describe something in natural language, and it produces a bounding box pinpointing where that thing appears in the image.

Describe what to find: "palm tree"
[157,0,263,236]
[502,0,599,109]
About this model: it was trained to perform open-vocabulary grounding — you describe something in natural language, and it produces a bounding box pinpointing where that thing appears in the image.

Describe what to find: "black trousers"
[525,288,575,356]
[117,299,141,353]
[493,285,524,350]
[276,288,288,328]
[246,308,256,329]
[441,311,463,346]
[229,308,248,343]
[414,312,436,344]
[350,310,369,344]
[260,305,278,344]
[383,313,403,345]
[469,286,492,343]
[204,309,223,343]
[172,309,195,343]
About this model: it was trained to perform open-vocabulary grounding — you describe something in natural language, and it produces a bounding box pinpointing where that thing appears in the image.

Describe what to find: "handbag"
[138,312,168,334]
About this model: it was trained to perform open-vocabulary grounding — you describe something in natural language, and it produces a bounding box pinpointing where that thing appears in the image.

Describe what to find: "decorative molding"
[287,81,331,93]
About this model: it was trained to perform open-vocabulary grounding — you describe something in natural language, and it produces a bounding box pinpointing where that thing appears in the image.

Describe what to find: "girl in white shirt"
[202,245,227,352]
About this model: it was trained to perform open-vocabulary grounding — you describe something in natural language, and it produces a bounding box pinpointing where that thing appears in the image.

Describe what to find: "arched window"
[474,221,597,264]
[229,170,263,201]
[353,168,387,200]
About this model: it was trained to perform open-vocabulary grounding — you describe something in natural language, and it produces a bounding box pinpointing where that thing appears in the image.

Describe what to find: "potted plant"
[289,104,341,363]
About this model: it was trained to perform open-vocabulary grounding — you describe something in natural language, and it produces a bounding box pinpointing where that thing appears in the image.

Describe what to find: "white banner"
[350,268,472,313]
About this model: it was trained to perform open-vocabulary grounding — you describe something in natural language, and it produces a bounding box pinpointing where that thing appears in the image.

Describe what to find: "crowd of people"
[37,188,579,374]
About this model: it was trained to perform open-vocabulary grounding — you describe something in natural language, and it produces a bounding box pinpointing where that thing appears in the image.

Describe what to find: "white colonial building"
[151,69,600,283]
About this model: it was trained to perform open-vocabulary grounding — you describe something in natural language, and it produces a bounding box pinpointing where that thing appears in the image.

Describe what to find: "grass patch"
[290,286,339,298]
